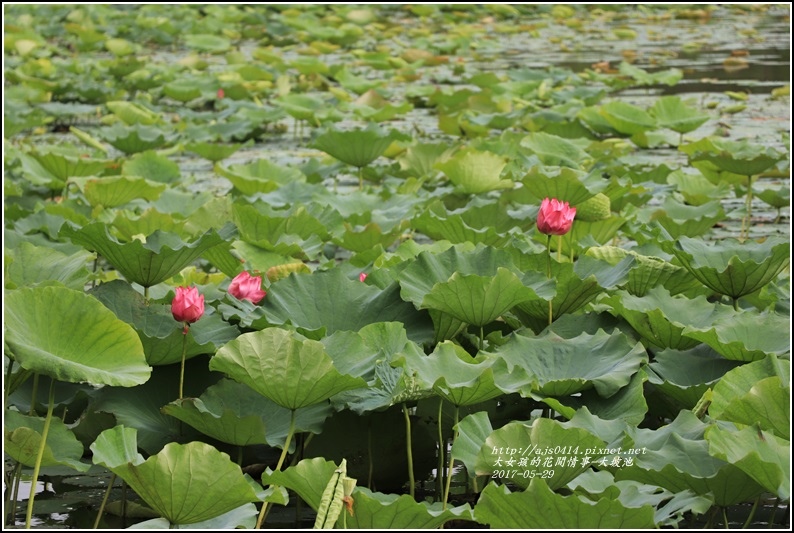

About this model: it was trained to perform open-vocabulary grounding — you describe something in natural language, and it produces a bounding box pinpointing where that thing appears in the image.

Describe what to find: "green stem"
[358,166,363,191]
[722,506,729,528]
[442,406,459,510]
[733,297,739,312]
[178,327,188,400]
[403,403,415,499]
[4,358,14,411]
[767,497,780,528]
[741,496,760,529]
[121,481,128,528]
[255,409,296,529]
[93,473,117,529]
[437,399,444,502]
[546,234,553,327]
[479,326,484,352]
[144,285,149,303]
[24,378,56,529]
[8,462,23,527]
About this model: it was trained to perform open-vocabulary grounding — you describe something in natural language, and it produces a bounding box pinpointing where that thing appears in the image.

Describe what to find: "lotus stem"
[178,328,188,400]
[742,496,760,529]
[437,399,445,502]
[93,473,117,529]
[722,506,729,528]
[24,378,55,529]
[6,462,23,527]
[403,403,415,499]
[255,409,296,529]
[546,234,553,327]
[442,406,460,510]
[4,358,14,412]
[143,286,149,303]
[358,166,363,191]
[767,497,780,528]
[732,297,739,312]
[479,326,484,352]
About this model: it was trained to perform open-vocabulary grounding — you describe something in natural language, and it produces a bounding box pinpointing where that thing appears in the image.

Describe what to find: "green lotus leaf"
[491,329,647,398]
[599,101,656,135]
[110,209,185,241]
[451,411,494,483]
[210,327,367,410]
[184,33,231,53]
[613,411,765,506]
[567,470,712,527]
[342,487,474,529]
[672,236,790,299]
[543,369,648,426]
[336,221,407,253]
[163,379,331,448]
[232,203,334,259]
[475,480,656,529]
[520,131,590,168]
[475,417,607,490]
[334,68,384,95]
[322,322,420,381]
[91,426,259,525]
[105,37,136,56]
[106,100,161,125]
[22,149,109,187]
[130,504,258,529]
[708,354,789,439]
[216,158,305,195]
[398,142,453,179]
[435,148,512,194]
[60,222,232,288]
[5,286,150,387]
[513,255,633,325]
[276,94,342,126]
[351,99,414,122]
[756,185,790,210]
[72,176,166,208]
[649,96,710,134]
[585,245,698,296]
[4,409,91,472]
[646,346,741,412]
[680,137,786,176]
[603,287,733,350]
[705,424,790,500]
[162,79,204,102]
[258,268,433,343]
[518,166,608,206]
[646,198,725,239]
[184,140,250,163]
[121,150,181,184]
[4,241,92,290]
[681,310,790,362]
[617,62,683,86]
[261,457,339,510]
[667,169,731,206]
[98,123,172,154]
[311,125,396,169]
[411,200,522,247]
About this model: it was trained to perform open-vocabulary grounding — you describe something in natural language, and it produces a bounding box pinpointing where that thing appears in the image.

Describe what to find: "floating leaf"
[5,286,150,387]
[91,426,260,525]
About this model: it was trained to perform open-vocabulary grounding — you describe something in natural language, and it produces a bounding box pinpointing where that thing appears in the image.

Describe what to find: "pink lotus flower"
[359,272,368,282]
[228,271,267,304]
[537,197,576,236]
[217,88,225,99]
[171,286,205,324]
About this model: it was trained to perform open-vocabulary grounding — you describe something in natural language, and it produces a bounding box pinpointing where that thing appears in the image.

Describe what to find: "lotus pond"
[2,3,791,530]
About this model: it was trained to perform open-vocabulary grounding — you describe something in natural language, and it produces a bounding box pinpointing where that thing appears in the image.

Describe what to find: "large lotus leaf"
[518,166,608,205]
[330,361,425,414]
[585,245,699,296]
[567,470,712,527]
[261,457,338,510]
[322,322,420,381]
[451,411,494,483]
[311,125,396,168]
[129,504,257,530]
[74,176,166,208]
[210,327,367,410]
[672,236,790,299]
[542,369,648,426]
[681,310,790,362]
[422,267,542,327]
[411,203,509,247]
[91,426,259,525]
[476,479,655,529]
[60,222,232,288]
[708,354,789,439]
[649,96,710,134]
[667,169,731,207]
[162,379,331,448]
[599,101,656,135]
[98,123,172,154]
[258,268,433,343]
[183,33,231,53]
[646,346,741,411]
[435,148,512,194]
[514,255,633,325]
[618,62,683,86]
[398,142,453,179]
[491,329,647,398]
[121,150,181,183]
[4,241,92,290]
[680,137,786,176]
[4,409,91,472]
[520,131,590,168]
[184,141,249,163]
[613,411,765,506]
[26,148,110,182]
[111,209,185,242]
[217,159,306,195]
[232,203,334,258]
[336,221,407,253]
[602,287,733,350]
[646,198,725,239]
[5,286,150,387]
[705,425,789,500]
[276,94,342,125]
[475,418,607,490]
[342,488,474,529]
[392,342,515,406]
